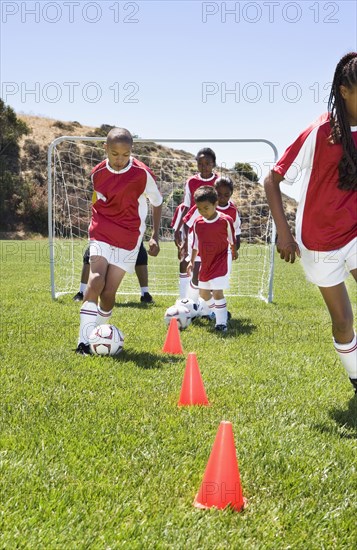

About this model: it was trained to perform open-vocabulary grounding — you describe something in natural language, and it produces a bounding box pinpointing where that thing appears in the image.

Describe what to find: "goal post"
[48,137,277,302]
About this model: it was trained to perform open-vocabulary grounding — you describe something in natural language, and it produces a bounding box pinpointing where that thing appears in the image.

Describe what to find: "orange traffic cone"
[178,352,209,406]
[194,421,246,512]
[162,318,183,354]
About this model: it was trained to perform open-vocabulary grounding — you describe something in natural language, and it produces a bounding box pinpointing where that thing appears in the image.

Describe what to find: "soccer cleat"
[73,291,84,302]
[215,324,228,333]
[349,378,357,394]
[140,292,154,304]
[75,342,91,355]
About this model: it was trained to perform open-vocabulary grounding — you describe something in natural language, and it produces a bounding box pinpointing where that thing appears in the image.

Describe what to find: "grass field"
[1,240,356,549]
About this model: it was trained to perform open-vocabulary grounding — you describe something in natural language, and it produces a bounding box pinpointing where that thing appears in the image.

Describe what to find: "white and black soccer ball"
[88,324,124,356]
[175,298,199,319]
[164,305,192,330]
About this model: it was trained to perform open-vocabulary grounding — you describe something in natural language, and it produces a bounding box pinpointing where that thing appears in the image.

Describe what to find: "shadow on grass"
[112,348,182,369]
[192,316,256,338]
[329,397,357,437]
[313,397,357,439]
[114,301,158,309]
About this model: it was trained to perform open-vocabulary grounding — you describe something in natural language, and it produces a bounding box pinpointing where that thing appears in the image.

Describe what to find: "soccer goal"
[48,137,277,302]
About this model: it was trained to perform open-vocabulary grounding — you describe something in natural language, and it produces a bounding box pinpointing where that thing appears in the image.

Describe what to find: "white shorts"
[199,273,230,291]
[198,255,232,290]
[89,240,140,274]
[300,236,357,287]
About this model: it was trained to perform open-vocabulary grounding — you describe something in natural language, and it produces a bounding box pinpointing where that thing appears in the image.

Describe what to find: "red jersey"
[170,203,186,230]
[217,201,241,235]
[184,201,241,236]
[183,173,218,208]
[89,157,162,250]
[274,112,357,251]
[192,212,235,281]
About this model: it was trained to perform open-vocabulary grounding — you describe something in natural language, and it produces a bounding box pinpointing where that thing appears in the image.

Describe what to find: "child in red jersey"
[215,176,241,255]
[264,52,357,394]
[187,185,237,332]
[183,176,241,311]
[174,148,218,301]
[76,127,162,354]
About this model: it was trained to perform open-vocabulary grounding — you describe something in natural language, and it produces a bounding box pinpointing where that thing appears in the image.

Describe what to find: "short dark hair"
[106,127,133,146]
[215,176,234,193]
[194,185,218,205]
[195,147,216,166]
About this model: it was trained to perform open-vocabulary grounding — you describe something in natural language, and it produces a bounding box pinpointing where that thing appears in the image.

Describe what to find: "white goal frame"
[48,137,277,302]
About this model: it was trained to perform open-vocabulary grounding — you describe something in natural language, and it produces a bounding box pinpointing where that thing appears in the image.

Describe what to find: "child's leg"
[179,259,190,298]
[212,289,228,326]
[187,261,200,302]
[318,281,357,385]
[99,264,127,313]
[199,289,215,316]
[79,255,108,345]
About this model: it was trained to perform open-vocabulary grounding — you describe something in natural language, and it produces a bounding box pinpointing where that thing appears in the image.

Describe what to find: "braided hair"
[327,52,357,190]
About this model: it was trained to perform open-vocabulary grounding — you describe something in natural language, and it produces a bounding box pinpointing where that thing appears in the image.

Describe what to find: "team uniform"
[192,212,235,290]
[89,157,162,274]
[183,173,218,208]
[184,200,241,262]
[273,112,357,287]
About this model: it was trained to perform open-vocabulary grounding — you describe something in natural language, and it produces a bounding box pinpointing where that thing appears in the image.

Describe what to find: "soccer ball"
[175,298,199,319]
[88,324,124,356]
[164,305,192,330]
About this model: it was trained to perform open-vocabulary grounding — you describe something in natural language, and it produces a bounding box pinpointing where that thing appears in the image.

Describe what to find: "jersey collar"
[106,157,133,174]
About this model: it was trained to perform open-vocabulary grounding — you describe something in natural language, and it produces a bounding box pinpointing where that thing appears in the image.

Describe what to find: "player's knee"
[89,272,105,294]
[332,314,354,335]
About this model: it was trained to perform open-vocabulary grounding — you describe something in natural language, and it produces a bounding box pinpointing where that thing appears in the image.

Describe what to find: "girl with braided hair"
[264,52,357,395]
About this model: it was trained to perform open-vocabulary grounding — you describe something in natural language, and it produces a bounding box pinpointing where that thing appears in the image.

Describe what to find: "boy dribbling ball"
[264,52,357,394]
[76,127,163,355]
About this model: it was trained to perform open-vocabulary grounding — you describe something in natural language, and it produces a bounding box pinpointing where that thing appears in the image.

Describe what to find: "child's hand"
[232,247,238,260]
[276,232,300,263]
[186,262,193,276]
[148,238,160,257]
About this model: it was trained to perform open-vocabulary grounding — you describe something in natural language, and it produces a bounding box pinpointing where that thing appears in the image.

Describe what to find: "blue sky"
[1,0,356,198]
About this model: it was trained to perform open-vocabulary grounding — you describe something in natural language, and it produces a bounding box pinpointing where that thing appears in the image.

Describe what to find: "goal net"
[48,137,276,301]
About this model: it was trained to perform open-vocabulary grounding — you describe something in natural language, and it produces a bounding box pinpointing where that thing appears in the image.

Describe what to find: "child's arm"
[264,170,300,263]
[148,203,162,257]
[231,242,238,260]
[187,248,197,276]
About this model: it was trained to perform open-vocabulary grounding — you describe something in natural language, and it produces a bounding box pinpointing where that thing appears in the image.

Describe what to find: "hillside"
[12,114,297,240]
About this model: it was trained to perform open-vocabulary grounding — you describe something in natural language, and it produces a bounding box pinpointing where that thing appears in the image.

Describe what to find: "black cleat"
[75,342,91,355]
[215,324,228,333]
[73,291,84,302]
[140,292,154,304]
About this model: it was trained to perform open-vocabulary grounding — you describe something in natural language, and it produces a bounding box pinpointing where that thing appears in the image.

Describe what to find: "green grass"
[1,240,356,549]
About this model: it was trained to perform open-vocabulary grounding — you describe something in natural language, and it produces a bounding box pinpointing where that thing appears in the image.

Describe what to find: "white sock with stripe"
[96,305,113,326]
[187,280,199,302]
[78,301,98,344]
[333,332,357,381]
[214,298,228,326]
[179,273,190,298]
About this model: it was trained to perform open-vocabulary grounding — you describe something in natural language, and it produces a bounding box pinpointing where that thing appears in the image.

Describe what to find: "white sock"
[201,297,215,317]
[78,301,98,344]
[79,283,87,293]
[215,298,228,326]
[187,280,200,302]
[179,273,190,298]
[333,333,357,380]
[96,305,112,326]
[140,287,149,296]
